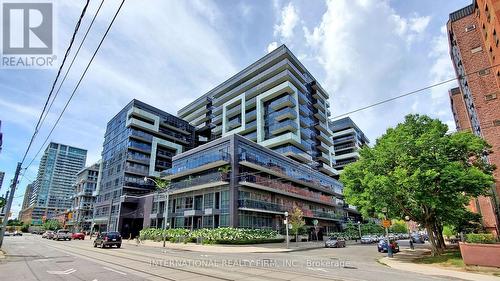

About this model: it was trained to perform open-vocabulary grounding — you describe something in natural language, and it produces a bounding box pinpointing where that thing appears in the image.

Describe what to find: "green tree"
[390,220,408,234]
[442,225,455,240]
[341,114,494,256]
[153,178,171,190]
[361,221,384,235]
[43,219,61,231]
[344,221,360,239]
[7,219,23,226]
[289,206,305,243]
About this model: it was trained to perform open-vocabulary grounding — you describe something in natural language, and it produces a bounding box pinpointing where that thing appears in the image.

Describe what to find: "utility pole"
[0,162,22,249]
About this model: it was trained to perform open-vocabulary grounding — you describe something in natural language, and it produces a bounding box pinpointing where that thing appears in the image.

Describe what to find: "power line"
[23,0,126,172]
[330,62,500,120]
[38,0,106,132]
[20,0,90,165]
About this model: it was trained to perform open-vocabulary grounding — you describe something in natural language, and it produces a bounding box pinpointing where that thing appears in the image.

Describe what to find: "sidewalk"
[121,239,357,253]
[380,249,500,281]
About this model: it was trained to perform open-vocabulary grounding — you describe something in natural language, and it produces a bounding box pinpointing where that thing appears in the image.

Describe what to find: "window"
[485,93,497,101]
[471,46,483,53]
[465,25,476,32]
[479,69,490,76]
[494,120,500,126]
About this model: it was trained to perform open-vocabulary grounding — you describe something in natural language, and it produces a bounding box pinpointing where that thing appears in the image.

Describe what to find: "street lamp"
[357,221,361,240]
[144,176,171,247]
[405,215,414,250]
[284,211,289,249]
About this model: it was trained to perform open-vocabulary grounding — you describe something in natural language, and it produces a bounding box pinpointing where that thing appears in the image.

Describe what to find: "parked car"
[93,232,122,248]
[360,235,372,244]
[53,229,72,241]
[13,231,23,236]
[411,233,425,244]
[325,237,346,248]
[71,232,85,240]
[4,232,12,236]
[42,231,54,239]
[377,239,400,253]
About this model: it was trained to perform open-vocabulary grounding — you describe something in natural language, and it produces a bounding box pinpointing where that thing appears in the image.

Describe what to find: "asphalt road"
[0,234,457,281]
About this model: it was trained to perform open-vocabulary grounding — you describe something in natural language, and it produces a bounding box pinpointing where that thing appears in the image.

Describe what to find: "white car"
[53,229,72,241]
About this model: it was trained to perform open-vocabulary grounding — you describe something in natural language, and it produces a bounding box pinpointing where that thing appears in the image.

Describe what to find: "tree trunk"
[434,221,446,251]
[425,223,439,256]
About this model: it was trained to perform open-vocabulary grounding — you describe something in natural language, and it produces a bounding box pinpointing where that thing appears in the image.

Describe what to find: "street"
[0,234,457,281]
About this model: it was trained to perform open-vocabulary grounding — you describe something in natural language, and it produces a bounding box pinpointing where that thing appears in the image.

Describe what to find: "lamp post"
[405,215,414,250]
[284,211,289,249]
[144,177,170,247]
[357,221,362,240]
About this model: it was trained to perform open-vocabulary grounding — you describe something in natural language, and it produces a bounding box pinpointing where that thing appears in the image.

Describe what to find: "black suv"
[93,232,122,248]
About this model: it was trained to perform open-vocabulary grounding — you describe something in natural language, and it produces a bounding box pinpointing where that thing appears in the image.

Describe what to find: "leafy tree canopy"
[340,114,494,255]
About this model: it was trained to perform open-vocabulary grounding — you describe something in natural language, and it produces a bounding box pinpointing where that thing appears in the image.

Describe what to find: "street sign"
[382,220,391,228]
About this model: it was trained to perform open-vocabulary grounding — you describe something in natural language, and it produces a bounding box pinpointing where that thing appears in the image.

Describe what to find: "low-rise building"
[147,134,345,236]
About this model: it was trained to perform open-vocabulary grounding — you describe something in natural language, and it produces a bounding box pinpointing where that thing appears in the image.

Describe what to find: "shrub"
[465,233,496,244]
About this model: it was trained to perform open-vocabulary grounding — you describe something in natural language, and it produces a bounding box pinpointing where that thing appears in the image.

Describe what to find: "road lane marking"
[47,268,76,275]
[103,266,127,275]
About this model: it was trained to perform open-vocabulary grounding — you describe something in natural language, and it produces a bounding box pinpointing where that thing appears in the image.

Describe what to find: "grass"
[414,250,464,268]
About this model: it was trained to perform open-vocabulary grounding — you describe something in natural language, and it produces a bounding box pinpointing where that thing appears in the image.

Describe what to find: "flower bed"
[139,227,279,244]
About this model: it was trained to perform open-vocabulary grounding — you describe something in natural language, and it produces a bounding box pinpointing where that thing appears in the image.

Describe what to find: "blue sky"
[0,0,471,217]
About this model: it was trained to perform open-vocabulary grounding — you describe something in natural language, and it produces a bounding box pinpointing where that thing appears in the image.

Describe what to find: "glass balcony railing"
[227,118,242,130]
[164,151,230,176]
[238,199,286,213]
[130,129,153,142]
[269,119,298,134]
[241,173,340,205]
[171,172,229,190]
[269,107,297,122]
[246,120,257,129]
[242,131,257,141]
[245,110,256,121]
[269,95,296,110]
[226,105,242,118]
[312,210,343,220]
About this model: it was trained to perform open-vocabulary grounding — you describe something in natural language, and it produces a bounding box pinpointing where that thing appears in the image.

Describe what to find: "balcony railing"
[164,152,230,176]
[227,118,242,130]
[170,172,229,190]
[270,107,297,122]
[226,104,242,118]
[241,174,340,205]
[238,199,286,213]
[311,210,343,220]
[245,110,256,121]
[269,95,296,111]
[269,119,298,135]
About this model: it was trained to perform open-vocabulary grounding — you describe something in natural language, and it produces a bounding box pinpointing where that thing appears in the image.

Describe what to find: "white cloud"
[274,2,299,40]
[300,0,451,140]
[267,41,279,53]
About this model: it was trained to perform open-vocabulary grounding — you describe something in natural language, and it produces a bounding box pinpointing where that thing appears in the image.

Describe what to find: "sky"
[0,0,471,218]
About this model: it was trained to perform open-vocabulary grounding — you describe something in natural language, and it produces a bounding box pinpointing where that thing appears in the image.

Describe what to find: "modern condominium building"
[448,3,500,236]
[329,117,369,172]
[0,171,4,190]
[178,45,338,177]
[139,46,348,235]
[67,162,100,232]
[24,142,87,225]
[19,183,34,222]
[147,134,344,234]
[93,99,196,236]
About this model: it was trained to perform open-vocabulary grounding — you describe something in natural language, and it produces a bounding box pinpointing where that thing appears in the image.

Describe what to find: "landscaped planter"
[459,242,500,267]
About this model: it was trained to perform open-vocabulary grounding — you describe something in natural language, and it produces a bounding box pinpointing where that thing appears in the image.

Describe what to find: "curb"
[380,257,500,281]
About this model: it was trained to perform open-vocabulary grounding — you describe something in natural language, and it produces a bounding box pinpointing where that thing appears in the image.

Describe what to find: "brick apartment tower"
[448,2,500,236]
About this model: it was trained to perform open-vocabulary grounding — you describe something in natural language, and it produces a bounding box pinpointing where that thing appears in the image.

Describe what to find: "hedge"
[215,238,285,245]
[139,227,279,244]
[465,233,496,244]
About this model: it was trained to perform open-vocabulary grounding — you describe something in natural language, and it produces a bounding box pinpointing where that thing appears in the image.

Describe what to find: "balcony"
[299,104,313,117]
[245,110,257,121]
[130,129,153,142]
[270,107,297,122]
[163,152,230,179]
[242,131,257,141]
[311,210,343,221]
[272,145,311,163]
[227,118,242,130]
[238,199,286,214]
[269,120,298,135]
[269,95,296,111]
[333,135,355,144]
[313,98,326,110]
[314,109,327,122]
[317,131,333,146]
[226,104,242,119]
[170,172,229,192]
[316,141,330,153]
[240,174,341,206]
[298,91,311,105]
[245,120,257,130]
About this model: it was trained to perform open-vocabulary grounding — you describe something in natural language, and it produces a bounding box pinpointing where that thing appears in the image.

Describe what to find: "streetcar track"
[43,240,234,281]
[42,238,349,281]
